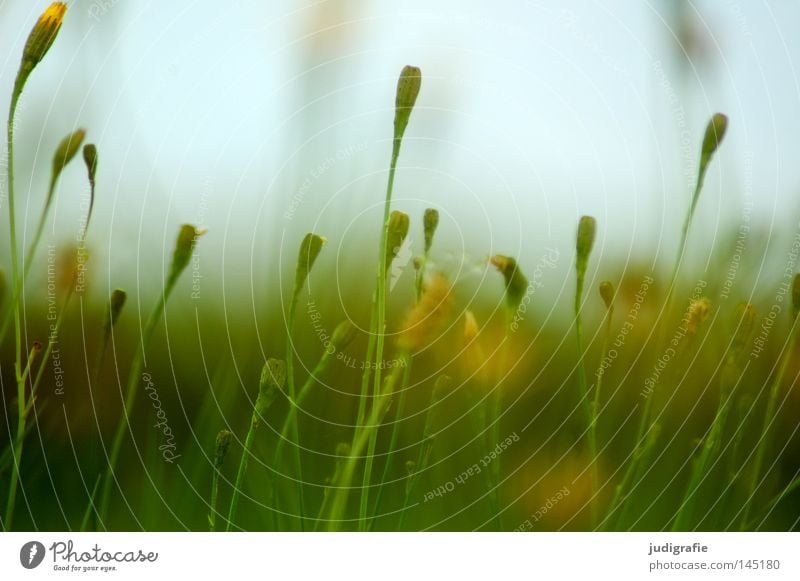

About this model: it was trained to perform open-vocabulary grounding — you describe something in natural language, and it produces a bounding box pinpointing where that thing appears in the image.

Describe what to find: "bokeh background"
[1,0,800,531]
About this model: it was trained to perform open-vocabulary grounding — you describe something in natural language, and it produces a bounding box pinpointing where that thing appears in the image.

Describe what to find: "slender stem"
[323,365,399,531]
[282,294,306,530]
[397,384,438,531]
[574,263,595,525]
[359,148,400,529]
[80,476,102,532]
[226,411,260,531]
[740,321,798,529]
[368,353,412,530]
[589,306,613,527]
[3,91,24,531]
[98,291,168,522]
[606,177,704,529]
[487,324,511,530]
[271,347,334,529]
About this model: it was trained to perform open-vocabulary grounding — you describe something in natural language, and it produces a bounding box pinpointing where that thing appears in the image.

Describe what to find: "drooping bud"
[83,144,98,185]
[490,255,529,315]
[48,129,86,205]
[423,208,439,255]
[393,65,422,154]
[83,144,98,224]
[384,210,410,274]
[599,281,614,310]
[294,233,326,299]
[105,289,127,332]
[168,224,206,288]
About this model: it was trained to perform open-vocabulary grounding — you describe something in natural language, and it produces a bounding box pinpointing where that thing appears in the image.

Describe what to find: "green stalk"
[740,315,799,529]
[323,365,400,531]
[574,216,597,526]
[3,92,24,532]
[273,319,355,528]
[397,375,449,531]
[590,282,614,527]
[226,359,284,531]
[2,5,69,528]
[607,114,728,528]
[368,351,412,530]
[208,430,232,531]
[281,233,325,529]
[673,304,755,530]
[358,66,420,531]
[98,225,203,523]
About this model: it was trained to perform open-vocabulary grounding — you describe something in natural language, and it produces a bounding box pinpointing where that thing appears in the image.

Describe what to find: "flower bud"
[423,208,439,255]
[331,319,359,352]
[294,233,326,298]
[490,255,529,315]
[576,216,596,269]
[385,210,410,274]
[168,224,206,287]
[700,113,729,168]
[214,430,234,468]
[83,144,98,187]
[16,3,67,91]
[48,129,86,203]
[393,65,422,149]
[256,358,286,415]
[599,281,614,310]
[107,289,127,330]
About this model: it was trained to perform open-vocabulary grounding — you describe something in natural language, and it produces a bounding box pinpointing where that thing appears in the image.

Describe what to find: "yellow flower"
[22,3,67,71]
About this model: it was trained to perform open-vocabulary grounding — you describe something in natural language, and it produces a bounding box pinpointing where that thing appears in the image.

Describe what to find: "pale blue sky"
[1,0,799,297]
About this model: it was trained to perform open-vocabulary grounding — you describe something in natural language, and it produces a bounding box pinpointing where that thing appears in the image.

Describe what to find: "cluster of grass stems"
[3,4,800,532]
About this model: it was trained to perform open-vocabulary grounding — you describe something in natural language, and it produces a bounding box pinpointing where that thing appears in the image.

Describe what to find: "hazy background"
[1,0,799,304]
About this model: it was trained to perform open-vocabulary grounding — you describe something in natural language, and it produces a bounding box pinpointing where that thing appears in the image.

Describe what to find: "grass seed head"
[490,255,529,315]
[385,210,410,274]
[256,358,286,415]
[423,208,439,255]
[18,3,66,83]
[214,430,233,468]
[294,233,326,298]
[393,65,422,145]
[599,281,614,310]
